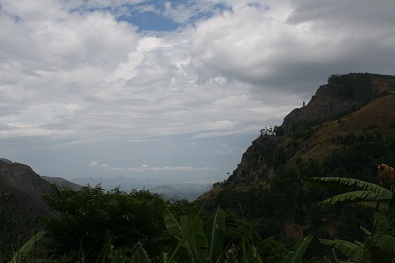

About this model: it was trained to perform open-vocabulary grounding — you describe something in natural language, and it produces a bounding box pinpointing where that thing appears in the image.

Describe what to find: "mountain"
[150,184,211,201]
[0,159,81,217]
[198,73,395,243]
[0,158,13,164]
[282,73,395,135]
[0,159,53,217]
[42,176,82,191]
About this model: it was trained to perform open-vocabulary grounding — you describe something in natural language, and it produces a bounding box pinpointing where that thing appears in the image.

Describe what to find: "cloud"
[1,0,394,149]
[189,0,395,94]
[88,161,98,167]
[2,0,394,183]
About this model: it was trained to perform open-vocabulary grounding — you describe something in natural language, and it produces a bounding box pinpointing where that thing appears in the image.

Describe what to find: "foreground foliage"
[14,166,395,262]
[9,230,46,263]
[42,185,169,261]
[40,184,278,262]
[306,175,395,262]
[10,199,311,263]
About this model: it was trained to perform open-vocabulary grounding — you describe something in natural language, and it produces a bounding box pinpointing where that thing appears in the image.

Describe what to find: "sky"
[1,0,394,185]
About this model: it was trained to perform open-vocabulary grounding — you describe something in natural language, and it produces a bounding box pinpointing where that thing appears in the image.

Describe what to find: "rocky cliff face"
[206,74,395,197]
[282,73,395,135]
[227,136,278,185]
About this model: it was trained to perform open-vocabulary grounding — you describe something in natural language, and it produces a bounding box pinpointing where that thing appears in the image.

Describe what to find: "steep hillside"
[0,159,54,217]
[0,160,84,218]
[282,73,395,135]
[198,73,395,246]
[296,95,395,162]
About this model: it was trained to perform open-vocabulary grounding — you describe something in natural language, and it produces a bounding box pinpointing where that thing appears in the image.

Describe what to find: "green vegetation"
[9,230,46,263]
[8,192,273,262]
[213,141,393,257]
[305,176,395,262]
[42,185,169,261]
[6,166,395,262]
[284,235,313,263]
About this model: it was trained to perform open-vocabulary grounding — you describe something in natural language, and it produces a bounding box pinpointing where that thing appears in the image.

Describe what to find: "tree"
[42,184,169,261]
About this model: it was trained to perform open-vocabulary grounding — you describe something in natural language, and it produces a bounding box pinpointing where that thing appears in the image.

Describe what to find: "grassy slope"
[298,95,395,162]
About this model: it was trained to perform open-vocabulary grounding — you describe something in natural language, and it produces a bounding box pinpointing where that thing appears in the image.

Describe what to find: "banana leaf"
[131,244,150,263]
[207,207,225,263]
[9,230,46,263]
[180,214,208,262]
[304,177,393,199]
[320,238,364,262]
[320,190,389,206]
[241,237,260,263]
[373,234,395,248]
[164,209,182,236]
[285,235,313,263]
[166,206,205,263]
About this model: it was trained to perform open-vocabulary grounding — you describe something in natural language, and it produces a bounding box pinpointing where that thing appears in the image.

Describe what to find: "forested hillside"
[198,73,395,258]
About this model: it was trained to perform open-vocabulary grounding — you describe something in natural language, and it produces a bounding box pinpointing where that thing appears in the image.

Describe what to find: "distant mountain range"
[69,176,211,201]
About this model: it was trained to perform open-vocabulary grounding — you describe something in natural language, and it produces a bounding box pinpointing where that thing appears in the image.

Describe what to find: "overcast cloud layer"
[1,0,394,183]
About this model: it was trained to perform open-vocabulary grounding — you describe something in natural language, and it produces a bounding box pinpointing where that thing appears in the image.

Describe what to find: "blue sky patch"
[118,12,181,32]
[68,1,233,32]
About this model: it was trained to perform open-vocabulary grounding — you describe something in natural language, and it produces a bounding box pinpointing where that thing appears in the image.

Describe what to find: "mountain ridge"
[198,73,395,242]
[0,159,83,217]
[0,159,53,217]
[282,73,395,135]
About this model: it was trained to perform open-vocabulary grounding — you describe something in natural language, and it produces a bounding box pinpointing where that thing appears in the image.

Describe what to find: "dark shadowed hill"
[0,159,54,217]
[0,159,81,219]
